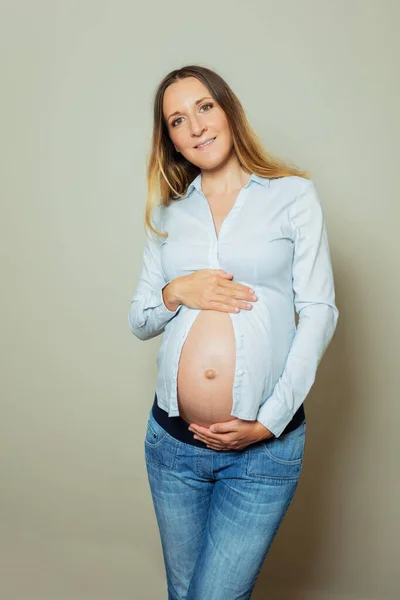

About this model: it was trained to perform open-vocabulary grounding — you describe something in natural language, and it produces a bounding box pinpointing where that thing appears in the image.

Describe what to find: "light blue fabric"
[128,173,339,437]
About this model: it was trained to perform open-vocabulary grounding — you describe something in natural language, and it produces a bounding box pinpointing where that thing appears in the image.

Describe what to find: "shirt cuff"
[256,395,294,438]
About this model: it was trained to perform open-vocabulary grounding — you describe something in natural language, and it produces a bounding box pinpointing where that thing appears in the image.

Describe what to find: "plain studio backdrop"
[1,1,399,599]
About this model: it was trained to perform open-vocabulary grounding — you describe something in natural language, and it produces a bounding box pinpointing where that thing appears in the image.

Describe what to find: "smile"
[195,137,216,149]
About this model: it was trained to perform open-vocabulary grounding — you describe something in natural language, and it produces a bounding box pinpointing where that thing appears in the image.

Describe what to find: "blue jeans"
[144,407,306,600]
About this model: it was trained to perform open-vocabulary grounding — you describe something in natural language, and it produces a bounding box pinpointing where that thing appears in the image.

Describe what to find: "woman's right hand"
[164,270,258,313]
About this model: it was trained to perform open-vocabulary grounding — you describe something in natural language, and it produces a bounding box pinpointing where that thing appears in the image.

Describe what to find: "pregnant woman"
[128,65,339,600]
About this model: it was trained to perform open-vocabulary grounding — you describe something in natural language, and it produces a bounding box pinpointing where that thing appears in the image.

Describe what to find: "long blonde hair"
[145,64,311,238]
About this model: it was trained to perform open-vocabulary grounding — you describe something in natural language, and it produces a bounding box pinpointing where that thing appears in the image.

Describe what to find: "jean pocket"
[246,421,306,483]
[263,421,306,465]
[144,412,178,470]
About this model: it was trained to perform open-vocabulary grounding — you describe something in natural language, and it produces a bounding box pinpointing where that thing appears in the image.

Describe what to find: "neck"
[200,154,251,196]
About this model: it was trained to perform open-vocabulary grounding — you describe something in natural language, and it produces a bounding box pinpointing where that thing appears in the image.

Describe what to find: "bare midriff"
[176,189,244,427]
[177,310,237,426]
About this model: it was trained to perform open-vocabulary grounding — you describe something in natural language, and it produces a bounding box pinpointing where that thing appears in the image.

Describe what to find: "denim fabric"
[144,407,306,600]
[128,173,339,437]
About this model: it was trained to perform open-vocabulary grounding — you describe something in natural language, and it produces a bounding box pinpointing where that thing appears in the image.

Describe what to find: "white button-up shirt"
[128,173,339,437]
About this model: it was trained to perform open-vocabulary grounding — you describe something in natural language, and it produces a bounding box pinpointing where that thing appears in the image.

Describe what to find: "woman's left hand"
[188,418,274,451]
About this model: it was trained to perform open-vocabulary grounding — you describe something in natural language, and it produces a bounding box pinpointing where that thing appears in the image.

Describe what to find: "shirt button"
[237,370,244,376]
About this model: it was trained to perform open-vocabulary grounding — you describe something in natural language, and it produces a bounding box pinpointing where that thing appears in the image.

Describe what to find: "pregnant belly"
[177,310,237,427]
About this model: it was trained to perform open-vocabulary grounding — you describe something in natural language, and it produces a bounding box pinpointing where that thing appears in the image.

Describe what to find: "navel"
[204,368,217,379]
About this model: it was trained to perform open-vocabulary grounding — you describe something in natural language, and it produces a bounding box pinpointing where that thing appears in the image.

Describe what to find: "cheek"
[215,121,233,148]
[215,111,231,133]
[174,131,192,151]
[168,131,179,148]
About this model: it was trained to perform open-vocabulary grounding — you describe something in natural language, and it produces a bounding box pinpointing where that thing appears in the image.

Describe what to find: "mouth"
[194,137,216,149]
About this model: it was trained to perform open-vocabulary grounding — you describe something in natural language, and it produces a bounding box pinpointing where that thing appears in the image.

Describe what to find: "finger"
[193,421,239,433]
[210,419,241,433]
[192,432,216,444]
[205,441,227,451]
[190,425,224,438]
[216,270,233,278]
[196,437,231,452]
[218,281,255,299]
[194,430,231,443]
[193,433,223,449]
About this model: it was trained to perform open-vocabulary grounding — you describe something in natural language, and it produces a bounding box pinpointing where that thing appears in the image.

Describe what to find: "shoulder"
[270,175,314,197]
[269,177,320,224]
[282,178,325,232]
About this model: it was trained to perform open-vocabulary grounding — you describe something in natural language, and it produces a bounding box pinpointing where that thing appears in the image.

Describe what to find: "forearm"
[257,303,339,437]
[128,278,183,341]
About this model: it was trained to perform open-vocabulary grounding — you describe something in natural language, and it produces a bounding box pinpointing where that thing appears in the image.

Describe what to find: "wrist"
[254,420,275,441]
[162,278,183,312]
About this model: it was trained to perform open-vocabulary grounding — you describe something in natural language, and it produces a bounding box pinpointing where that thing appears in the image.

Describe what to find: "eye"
[200,102,213,112]
[171,102,214,128]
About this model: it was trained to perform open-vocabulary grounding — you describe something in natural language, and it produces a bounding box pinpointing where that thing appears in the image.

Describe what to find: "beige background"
[1,1,399,599]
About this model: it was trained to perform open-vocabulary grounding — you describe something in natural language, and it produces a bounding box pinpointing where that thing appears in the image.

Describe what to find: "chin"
[191,149,232,170]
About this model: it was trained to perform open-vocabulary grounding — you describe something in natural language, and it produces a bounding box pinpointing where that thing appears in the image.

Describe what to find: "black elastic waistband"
[151,392,305,449]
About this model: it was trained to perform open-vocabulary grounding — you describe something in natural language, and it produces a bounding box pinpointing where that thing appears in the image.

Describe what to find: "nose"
[189,115,207,137]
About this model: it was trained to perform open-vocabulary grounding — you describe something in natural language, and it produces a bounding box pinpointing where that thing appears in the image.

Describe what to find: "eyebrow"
[167,96,213,122]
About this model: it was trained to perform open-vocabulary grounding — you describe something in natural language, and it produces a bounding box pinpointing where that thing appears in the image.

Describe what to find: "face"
[163,77,234,170]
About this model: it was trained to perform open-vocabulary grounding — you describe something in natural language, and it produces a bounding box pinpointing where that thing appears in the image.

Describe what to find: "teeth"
[197,137,215,148]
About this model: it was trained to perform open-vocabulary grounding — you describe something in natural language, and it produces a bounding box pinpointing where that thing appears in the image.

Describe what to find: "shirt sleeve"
[256,180,339,437]
[128,205,183,341]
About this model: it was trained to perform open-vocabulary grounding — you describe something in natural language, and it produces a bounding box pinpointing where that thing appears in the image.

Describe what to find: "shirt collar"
[180,172,270,199]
